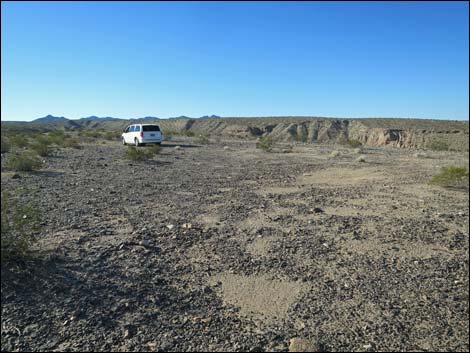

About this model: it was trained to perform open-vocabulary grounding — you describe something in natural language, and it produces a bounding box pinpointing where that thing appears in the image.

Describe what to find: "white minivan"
[122,124,163,146]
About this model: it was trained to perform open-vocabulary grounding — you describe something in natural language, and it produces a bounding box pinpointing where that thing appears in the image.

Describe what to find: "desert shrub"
[1,137,11,153]
[104,131,118,141]
[197,134,211,145]
[430,166,469,189]
[429,140,449,151]
[29,141,51,157]
[78,129,102,141]
[183,130,195,137]
[164,131,174,141]
[9,135,29,148]
[34,134,54,146]
[339,138,362,148]
[5,152,42,172]
[47,130,66,145]
[125,146,157,161]
[61,138,81,149]
[256,135,273,152]
[147,144,161,155]
[1,189,40,262]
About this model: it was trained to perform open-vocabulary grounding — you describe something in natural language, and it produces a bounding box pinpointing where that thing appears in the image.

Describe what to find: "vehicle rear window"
[143,125,160,132]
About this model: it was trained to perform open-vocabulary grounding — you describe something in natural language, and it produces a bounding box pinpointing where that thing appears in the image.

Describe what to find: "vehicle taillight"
[140,131,143,137]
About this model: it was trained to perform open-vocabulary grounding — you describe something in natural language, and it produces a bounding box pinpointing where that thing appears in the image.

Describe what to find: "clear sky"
[1,1,469,121]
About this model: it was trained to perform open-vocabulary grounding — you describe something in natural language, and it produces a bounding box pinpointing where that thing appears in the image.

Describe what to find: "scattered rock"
[23,324,39,337]
[355,155,366,162]
[329,150,340,158]
[166,224,175,230]
[288,337,319,352]
[139,239,150,247]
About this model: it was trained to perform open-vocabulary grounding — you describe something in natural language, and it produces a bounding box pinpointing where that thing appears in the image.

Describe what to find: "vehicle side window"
[124,126,130,133]
[135,125,141,132]
[129,126,135,132]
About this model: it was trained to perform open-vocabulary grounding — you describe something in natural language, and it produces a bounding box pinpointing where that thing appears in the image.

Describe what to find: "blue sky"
[1,1,468,121]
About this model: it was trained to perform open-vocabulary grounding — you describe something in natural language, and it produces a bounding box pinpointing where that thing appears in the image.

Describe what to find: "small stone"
[182,223,192,229]
[288,337,319,352]
[11,173,21,179]
[23,324,39,337]
[123,324,136,339]
[166,224,175,230]
[139,239,150,247]
[356,155,366,163]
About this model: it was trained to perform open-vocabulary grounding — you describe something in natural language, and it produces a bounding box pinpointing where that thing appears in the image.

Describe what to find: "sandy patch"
[210,273,307,321]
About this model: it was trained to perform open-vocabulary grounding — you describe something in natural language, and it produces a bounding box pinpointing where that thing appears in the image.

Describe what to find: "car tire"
[122,138,126,145]
[135,138,140,147]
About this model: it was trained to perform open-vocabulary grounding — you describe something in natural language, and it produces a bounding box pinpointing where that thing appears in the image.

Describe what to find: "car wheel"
[134,138,140,147]
[122,138,126,145]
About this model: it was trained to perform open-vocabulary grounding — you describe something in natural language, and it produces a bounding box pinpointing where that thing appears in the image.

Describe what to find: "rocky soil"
[1,138,469,352]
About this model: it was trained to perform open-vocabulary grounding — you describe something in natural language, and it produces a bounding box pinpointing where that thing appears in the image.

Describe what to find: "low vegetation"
[340,137,363,148]
[256,135,273,152]
[30,141,51,157]
[125,145,159,161]
[4,152,42,172]
[8,134,29,148]
[430,165,469,189]
[1,136,11,153]
[61,138,82,149]
[428,140,450,151]
[1,189,40,262]
[104,131,118,141]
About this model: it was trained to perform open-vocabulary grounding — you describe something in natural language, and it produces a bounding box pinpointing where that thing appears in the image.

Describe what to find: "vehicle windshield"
[143,125,160,132]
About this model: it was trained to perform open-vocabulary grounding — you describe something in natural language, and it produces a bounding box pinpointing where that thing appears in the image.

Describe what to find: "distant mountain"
[33,114,68,122]
[170,115,192,119]
[134,116,160,120]
[200,115,221,119]
[79,116,121,121]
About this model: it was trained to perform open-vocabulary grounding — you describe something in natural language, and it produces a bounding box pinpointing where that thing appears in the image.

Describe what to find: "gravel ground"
[1,138,469,352]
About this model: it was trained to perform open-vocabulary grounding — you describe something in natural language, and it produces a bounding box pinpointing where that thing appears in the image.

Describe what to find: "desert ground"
[1,137,469,352]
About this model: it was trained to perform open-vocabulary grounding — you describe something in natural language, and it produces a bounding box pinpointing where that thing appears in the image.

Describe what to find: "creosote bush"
[125,146,158,161]
[61,138,82,149]
[5,152,42,172]
[9,135,29,148]
[1,189,40,262]
[1,137,11,153]
[430,165,469,189]
[30,142,51,157]
[428,140,450,151]
[256,135,273,152]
